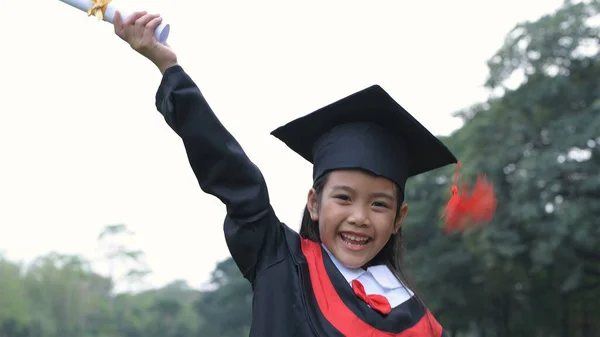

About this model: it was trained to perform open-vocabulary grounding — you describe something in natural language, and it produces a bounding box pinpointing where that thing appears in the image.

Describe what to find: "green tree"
[0,258,32,337]
[403,1,600,336]
[194,258,253,337]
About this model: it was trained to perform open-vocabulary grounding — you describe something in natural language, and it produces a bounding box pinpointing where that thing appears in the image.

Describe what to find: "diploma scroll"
[58,0,170,44]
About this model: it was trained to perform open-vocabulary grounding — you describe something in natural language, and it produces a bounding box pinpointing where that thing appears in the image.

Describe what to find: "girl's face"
[307,169,408,269]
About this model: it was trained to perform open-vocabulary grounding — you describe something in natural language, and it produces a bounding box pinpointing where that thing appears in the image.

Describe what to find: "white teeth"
[341,233,369,242]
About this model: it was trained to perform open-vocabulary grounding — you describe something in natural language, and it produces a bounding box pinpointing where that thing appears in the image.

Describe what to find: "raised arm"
[155,66,271,220]
[113,11,286,283]
[155,66,285,282]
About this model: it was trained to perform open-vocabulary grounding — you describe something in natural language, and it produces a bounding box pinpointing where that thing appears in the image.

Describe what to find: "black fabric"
[154,65,447,336]
[270,84,458,194]
[312,122,409,193]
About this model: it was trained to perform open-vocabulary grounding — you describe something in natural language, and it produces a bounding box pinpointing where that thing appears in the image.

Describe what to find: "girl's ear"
[307,188,319,221]
[393,203,409,233]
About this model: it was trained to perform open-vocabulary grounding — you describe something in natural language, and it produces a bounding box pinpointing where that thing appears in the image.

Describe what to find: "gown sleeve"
[154,65,285,284]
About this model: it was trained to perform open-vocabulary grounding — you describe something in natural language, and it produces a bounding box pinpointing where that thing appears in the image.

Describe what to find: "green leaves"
[401,1,600,335]
[486,0,600,89]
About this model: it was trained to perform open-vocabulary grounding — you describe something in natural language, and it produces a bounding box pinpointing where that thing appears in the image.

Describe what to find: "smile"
[339,232,371,249]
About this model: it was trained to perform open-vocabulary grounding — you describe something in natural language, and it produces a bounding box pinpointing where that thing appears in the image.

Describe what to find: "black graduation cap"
[270,85,458,195]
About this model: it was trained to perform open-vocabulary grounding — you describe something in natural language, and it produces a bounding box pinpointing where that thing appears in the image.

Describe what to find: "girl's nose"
[347,206,369,227]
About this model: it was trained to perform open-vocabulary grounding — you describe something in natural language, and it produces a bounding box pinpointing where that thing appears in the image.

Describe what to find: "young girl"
[113,11,492,337]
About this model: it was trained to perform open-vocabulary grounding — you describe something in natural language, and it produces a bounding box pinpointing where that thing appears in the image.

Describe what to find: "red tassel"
[442,162,497,233]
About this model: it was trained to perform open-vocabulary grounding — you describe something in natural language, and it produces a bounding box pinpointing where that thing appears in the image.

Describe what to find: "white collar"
[321,244,403,290]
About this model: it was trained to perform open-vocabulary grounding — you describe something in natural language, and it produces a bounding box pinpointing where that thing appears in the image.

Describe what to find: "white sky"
[0,0,563,291]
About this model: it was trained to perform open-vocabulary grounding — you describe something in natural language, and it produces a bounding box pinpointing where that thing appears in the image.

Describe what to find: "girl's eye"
[335,194,350,201]
[372,201,389,208]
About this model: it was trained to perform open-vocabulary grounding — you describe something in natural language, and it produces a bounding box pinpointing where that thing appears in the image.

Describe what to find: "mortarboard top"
[270,84,458,196]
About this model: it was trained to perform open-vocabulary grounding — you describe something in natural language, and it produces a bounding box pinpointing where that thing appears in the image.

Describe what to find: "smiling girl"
[112,11,495,337]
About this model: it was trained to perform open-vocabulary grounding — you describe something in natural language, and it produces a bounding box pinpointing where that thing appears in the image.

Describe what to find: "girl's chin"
[331,236,373,268]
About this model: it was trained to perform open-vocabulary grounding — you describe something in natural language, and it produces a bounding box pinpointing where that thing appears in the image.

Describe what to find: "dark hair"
[299,170,434,329]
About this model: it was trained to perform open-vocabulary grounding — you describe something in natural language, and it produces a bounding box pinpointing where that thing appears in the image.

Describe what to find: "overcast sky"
[0,0,563,291]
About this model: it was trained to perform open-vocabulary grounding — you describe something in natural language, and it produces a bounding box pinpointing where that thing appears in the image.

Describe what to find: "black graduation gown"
[155,65,449,337]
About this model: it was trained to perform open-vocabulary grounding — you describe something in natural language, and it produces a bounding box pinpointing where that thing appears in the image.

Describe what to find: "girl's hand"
[114,11,178,73]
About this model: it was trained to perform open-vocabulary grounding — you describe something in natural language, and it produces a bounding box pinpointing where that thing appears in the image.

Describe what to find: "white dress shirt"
[322,244,414,308]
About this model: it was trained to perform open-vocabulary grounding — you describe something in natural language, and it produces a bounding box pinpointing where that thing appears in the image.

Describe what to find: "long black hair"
[299,170,434,331]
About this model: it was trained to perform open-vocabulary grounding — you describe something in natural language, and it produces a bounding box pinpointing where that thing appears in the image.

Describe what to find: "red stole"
[300,238,443,337]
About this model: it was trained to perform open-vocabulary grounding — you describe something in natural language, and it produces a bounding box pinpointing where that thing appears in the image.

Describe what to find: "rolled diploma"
[58,0,170,44]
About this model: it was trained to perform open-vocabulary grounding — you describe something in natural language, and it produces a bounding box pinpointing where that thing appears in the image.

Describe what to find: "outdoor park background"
[1,0,599,336]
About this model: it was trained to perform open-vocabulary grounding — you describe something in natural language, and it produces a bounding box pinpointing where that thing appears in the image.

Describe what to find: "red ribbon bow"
[351,279,392,315]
